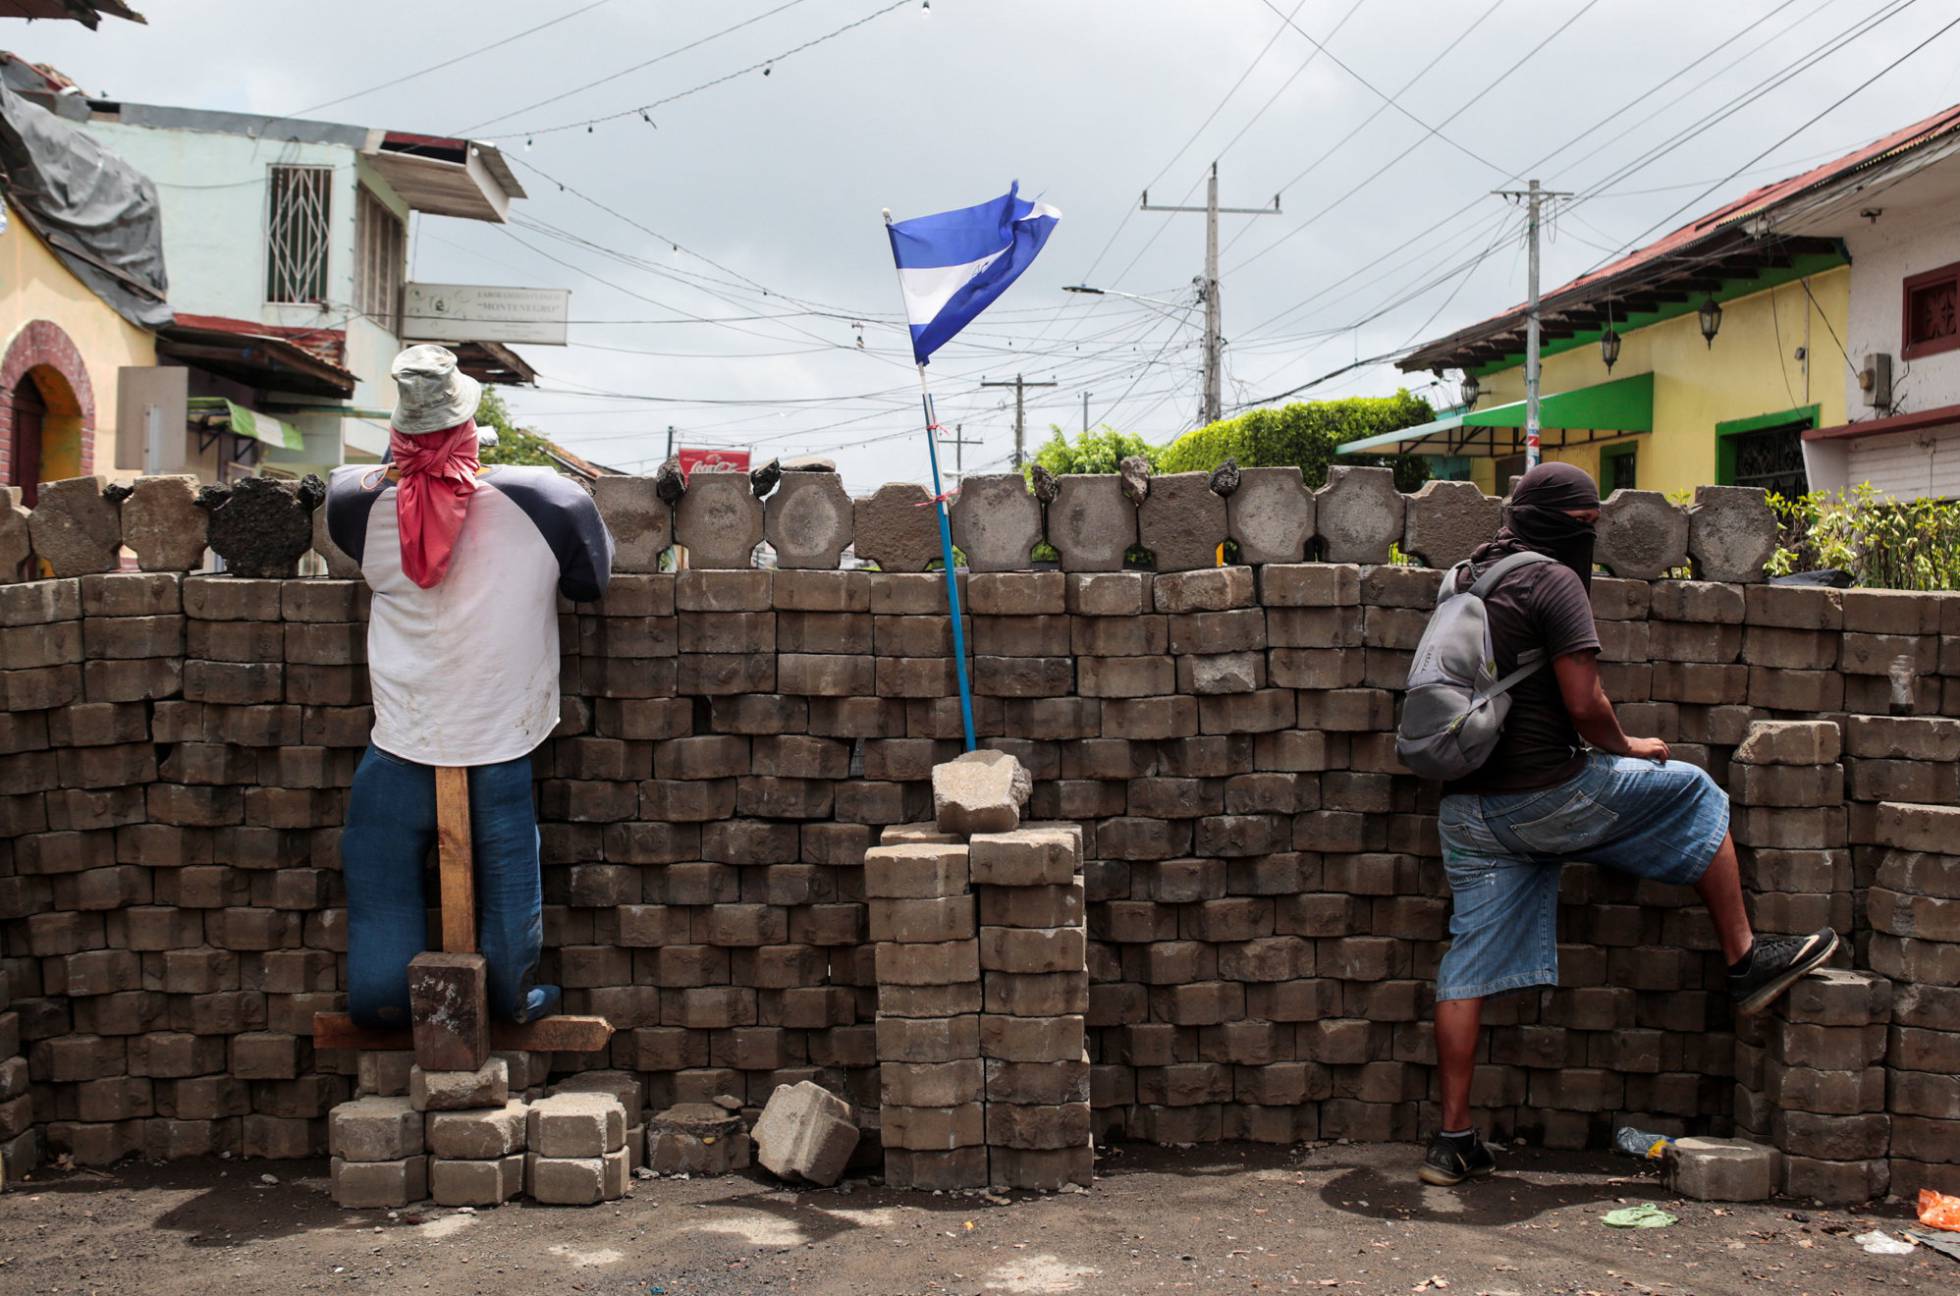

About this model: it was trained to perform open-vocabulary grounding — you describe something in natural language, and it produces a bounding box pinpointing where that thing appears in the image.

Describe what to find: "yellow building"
[0,191,158,500]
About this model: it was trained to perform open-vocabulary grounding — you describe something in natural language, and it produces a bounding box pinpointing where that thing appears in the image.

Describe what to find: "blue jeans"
[341,745,559,1028]
[1434,754,1731,1002]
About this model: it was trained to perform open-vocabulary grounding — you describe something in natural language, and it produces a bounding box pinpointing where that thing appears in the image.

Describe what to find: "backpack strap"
[1467,549,1555,600]
[1480,651,1546,702]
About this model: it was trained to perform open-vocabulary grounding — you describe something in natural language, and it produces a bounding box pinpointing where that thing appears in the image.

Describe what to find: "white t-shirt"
[326,464,613,767]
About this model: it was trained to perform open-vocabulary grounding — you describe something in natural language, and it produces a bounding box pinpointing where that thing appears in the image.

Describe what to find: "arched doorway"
[0,320,95,502]
[9,373,46,506]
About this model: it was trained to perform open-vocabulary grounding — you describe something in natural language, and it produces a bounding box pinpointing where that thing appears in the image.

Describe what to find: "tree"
[1155,389,1435,491]
[473,388,558,468]
[1025,424,1163,479]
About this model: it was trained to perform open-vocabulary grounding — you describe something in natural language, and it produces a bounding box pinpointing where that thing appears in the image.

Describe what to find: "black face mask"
[1507,503,1596,590]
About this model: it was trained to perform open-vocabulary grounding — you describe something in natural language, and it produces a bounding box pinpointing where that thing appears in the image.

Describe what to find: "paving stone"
[1596,488,1689,580]
[408,1059,509,1112]
[1226,466,1312,565]
[357,1051,415,1097]
[591,476,670,574]
[331,1154,428,1208]
[933,749,1033,835]
[120,476,207,572]
[1687,485,1776,583]
[407,951,489,1073]
[673,472,764,569]
[950,473,1042,572]
[527,1092,626,1157]
[26,476,121,576]
[751,1080,859,1186]
[1048,475,1133,572]
[430,1153,523,1206]
[1665,1136,1780,1201]
[1313,466,1404,564]
[200,475,322,578]
[646,1102,754,1175]
[969,827,1079,886]
[0,485,29,579]
[1138,472,1227,572]
[853,482,940,573]
[1733,720,1841,766]
[426,1100,529,1159]
[765,471,853,569]
[525,1152,620,1205]
[328,1095,424,1162]
[1400,479,1500,570]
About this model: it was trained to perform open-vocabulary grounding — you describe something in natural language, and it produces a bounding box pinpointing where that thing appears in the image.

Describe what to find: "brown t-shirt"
[1442,557,1601,796]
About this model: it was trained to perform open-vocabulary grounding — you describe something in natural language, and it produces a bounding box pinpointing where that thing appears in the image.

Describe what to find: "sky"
[14,0,1960,493]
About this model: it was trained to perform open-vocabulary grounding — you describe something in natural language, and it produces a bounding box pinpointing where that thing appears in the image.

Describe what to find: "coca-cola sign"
[677,448,751,477]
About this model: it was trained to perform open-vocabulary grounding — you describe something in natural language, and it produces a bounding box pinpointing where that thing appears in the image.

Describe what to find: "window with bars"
[1601,443,1637,493]
[1727,422,1809,498]
[266,165,332,305]
[355,187,406,333]
[1902,259,1960,361]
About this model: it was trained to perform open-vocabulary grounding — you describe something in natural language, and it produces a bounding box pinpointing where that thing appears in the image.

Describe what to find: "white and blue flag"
[886,182,1060,366]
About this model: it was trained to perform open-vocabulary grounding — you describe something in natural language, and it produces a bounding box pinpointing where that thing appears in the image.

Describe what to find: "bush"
[1026,426,1162,478]
[1766,484,1960,590]
[1155,389,1435,490]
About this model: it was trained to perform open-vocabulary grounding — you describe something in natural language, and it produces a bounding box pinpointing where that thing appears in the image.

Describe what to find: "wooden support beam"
[435,766,475,953]
[311,1012,616,1055]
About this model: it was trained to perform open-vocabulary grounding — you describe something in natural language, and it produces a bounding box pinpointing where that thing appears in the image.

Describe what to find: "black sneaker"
[1418,1132,1497,1186]
[1730,928,1840,1016]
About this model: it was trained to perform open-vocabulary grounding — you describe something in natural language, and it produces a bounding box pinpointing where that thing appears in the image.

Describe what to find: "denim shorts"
[1434,753,1731,1002]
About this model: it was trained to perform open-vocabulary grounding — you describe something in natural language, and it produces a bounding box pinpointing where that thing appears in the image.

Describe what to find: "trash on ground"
[1919,1189,1960,1233]
[1613,1127,1674,1160]
[1912,1229,1960,1264]
[1854,1230,1917,1255]
[1601,1203,1676,1229]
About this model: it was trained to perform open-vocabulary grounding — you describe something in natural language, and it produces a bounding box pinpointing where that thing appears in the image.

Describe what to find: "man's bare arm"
[1552,650,1669,762]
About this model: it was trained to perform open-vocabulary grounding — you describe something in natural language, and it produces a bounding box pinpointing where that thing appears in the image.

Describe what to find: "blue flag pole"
[913,363,977,753]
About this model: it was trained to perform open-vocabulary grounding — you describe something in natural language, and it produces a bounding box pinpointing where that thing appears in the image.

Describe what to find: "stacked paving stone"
[6,469,1960,1205]
[0,968,29,1176]
[1731,720,1851,942]
[1867,799,1960,1198]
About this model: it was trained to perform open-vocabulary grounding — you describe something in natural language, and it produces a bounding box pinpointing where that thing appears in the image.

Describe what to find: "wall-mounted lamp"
[1698,295,1723,348]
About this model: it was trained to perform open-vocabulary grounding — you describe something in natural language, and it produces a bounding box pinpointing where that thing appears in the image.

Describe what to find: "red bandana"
[388,418,480,588]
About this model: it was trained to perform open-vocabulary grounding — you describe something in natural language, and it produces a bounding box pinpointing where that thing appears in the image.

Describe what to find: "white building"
[80,98,540,475]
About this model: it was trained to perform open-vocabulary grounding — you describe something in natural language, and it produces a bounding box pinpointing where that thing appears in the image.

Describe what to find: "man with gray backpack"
[1396,462,1839,1186]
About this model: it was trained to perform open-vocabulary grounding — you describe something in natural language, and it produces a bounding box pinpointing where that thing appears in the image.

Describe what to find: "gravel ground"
[0,1140,1942,1295]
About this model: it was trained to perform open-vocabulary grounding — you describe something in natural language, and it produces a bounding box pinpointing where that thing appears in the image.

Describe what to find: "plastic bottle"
[1614,1126,1674,1160]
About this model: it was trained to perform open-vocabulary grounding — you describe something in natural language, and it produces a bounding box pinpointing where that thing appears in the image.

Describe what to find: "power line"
[281,0,616,120]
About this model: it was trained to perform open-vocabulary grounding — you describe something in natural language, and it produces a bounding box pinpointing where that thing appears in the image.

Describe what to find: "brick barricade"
[3,553,1959,1199]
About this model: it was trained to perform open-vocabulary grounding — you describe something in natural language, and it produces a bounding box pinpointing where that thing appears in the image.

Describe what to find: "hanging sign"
[402,283,570,346]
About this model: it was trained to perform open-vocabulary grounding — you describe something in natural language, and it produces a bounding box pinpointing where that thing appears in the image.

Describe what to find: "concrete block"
[1781,1154,1888,1204]
[201,476,321,578]
[933,749,1033,835]
[407,951,489,1073]
[1733,720,1840,766]
[26,476,121,576]
[408,1059,509,1112]
[527,1092,626,1157]
[430,1153,523,1206]
[328,1095,423,1162]
[426,1099,528,1159]
[1048,474,1133,572]
[1596,489,1688,580]
[752,1080,859,1186]
[121,476,207,572]
[1665,1136,1780,1201]
[1400,479,1500,570]
[356,1051,414,1097]
[646,1102,753,1175]
[853,482,940,573]
[1688,485,1776,584]
[884,1146,989,1190]
[1227,466,1312,565]
[881,1102,984,1150]
[1138,472,1226,572]
[525,1152,615,1205]
[1312,466,1403,564]
[863,842,971,898]
[765,471,853,569]
[0,485,29,579]
[591,476,671,574]
[991,1142,1093,1191]
[951,473,1042,572]
[331,1154,428,1208]
[969,827,1079,886]
[672,471,763,569]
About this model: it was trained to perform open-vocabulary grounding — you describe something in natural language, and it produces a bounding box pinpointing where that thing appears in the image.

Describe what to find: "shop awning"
[188,396,304,450]
[1337,372,1654,456]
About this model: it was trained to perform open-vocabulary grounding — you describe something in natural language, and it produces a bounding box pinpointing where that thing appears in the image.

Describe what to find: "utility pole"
[664,424,675,464]
[1142,162,1281,427]
[1081,391,1091,435]
[940,421,983,484]
[1493,179,1570,469]
[981,373,1058,470]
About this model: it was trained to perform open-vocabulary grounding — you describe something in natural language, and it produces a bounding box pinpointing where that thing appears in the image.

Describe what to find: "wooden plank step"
[311,1012,614,1055]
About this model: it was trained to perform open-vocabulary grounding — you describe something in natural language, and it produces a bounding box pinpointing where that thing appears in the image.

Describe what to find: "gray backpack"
[1396,550,1555,781]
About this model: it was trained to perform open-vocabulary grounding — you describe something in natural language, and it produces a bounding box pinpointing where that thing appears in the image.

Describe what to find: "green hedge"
[1768,485,1960,591]
[1156,389,1436,491]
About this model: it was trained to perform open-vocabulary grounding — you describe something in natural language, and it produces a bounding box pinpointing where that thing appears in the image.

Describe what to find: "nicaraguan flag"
[887,182,1060,366]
